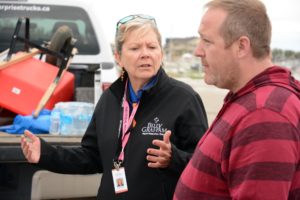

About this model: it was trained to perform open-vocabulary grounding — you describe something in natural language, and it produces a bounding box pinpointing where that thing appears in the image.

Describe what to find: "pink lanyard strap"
[118,81,140,161]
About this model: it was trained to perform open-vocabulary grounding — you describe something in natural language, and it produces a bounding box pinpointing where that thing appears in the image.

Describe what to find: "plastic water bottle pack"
[49,102,94,136]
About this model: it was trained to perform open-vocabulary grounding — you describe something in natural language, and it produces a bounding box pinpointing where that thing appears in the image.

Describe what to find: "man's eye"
[202,38,211,43]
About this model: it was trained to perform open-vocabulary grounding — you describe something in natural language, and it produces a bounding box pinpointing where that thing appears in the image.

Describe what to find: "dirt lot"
[177,77,228,125]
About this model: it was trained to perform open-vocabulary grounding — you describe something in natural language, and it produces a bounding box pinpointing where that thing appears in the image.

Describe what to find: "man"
[174,0,300,199]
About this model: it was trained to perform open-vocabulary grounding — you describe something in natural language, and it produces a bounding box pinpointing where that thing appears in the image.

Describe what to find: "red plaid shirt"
[174,66,300,200]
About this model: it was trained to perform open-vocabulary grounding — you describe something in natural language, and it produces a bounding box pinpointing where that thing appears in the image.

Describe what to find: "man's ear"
[236,36,251,58]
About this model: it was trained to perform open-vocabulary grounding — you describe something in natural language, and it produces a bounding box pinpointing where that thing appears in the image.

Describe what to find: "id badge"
[112,167,128,194]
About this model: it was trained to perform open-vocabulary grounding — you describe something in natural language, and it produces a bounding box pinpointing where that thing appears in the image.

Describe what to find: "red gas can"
[0,57,74,115]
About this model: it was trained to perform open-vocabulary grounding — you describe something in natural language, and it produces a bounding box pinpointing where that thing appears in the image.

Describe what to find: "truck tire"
[46,25,73,66]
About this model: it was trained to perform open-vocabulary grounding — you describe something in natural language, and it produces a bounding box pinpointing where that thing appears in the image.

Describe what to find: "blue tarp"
[0,109,51,134]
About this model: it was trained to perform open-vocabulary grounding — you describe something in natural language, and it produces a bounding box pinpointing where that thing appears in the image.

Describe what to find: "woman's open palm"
[20,130,41,163]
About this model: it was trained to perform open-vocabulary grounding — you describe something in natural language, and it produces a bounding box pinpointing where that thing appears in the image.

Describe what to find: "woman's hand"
[20,130,41,163]
[147,130,172,168]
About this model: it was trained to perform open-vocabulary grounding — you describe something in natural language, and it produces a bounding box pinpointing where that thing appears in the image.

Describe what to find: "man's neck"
[232,57,273,93]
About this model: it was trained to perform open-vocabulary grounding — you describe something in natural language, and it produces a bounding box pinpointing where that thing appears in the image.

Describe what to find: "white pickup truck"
[0,0,118,199]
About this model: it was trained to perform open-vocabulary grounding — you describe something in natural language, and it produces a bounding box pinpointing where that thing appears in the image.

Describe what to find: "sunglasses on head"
[116,14,156,31]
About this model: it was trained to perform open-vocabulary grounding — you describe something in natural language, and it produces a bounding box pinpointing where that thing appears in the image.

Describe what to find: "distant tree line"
[272,49,300,62]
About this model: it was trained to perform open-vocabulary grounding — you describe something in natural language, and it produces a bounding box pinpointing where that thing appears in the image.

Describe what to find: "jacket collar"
[109,67,169,102]
[128,75,158,103]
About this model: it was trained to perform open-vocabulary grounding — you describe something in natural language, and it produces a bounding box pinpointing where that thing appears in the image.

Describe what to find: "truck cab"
[0,0,118,105]
[0,0,118,199]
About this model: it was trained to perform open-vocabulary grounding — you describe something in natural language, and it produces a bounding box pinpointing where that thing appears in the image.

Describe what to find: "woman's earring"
[120,68,125,81]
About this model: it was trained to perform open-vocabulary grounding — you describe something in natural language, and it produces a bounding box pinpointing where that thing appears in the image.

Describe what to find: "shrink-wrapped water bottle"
[49,108,60,135]
[51,102,94,136]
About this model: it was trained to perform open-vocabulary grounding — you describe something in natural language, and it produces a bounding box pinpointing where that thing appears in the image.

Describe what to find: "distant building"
[164,37,198,61]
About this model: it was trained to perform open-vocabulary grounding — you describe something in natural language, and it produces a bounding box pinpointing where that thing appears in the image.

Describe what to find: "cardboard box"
[0,57,74,115]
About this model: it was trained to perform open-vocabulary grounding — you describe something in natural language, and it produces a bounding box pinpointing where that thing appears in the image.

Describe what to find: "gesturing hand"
[146,130,172,168]
[20,130,41,163]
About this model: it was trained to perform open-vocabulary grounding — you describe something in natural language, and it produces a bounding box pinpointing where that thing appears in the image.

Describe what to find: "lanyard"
[114,80,140,167]
[119,98,139,160]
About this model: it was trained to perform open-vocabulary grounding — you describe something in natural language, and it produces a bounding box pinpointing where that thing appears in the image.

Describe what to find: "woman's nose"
[140,47,150,58]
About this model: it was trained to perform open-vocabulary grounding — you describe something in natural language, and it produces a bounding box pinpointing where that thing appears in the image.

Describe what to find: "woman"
[21,14,208,200]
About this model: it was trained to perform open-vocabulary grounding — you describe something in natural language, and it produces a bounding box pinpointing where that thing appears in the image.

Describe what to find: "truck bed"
[0,132,100,200]
[0,131,81,162]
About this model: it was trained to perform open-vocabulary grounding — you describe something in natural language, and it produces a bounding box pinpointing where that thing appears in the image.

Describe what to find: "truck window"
[0,3,100,55]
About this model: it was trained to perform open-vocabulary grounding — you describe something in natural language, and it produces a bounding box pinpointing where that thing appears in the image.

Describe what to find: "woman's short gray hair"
[115,18,162,54]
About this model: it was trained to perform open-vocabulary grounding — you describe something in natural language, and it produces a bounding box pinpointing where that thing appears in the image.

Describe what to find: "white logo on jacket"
[141,117,167,136]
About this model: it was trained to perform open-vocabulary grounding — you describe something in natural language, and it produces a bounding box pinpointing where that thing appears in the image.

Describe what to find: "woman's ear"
[114,50,122,66]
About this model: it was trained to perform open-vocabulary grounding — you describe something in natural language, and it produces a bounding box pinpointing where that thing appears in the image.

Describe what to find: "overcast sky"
[91,0,300,51]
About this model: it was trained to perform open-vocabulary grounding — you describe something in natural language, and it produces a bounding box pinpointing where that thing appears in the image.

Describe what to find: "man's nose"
[194,43,205,58]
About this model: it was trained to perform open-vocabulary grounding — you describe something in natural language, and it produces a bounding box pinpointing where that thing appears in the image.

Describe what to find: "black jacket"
[38,68,208,200]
